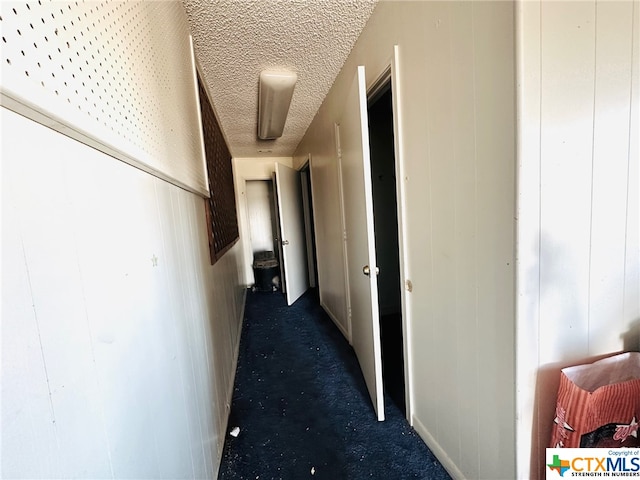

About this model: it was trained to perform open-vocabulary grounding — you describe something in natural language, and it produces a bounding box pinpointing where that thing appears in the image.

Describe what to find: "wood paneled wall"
[295,2,516,478]
[517,1,640,478]
[2,108,245,478]
[1,2,245,475]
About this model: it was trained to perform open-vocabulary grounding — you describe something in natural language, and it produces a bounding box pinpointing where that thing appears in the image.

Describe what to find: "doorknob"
[363,265,379,276]
[282,240,289,246]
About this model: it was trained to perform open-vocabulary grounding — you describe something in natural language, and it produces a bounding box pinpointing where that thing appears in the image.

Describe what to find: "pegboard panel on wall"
[0,1,208,195]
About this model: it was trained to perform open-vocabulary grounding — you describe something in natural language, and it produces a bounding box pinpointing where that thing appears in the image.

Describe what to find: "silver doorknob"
[363,265,379,276]
[282,240,289,246]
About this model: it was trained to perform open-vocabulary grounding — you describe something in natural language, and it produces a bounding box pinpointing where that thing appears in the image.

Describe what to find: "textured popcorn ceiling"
[183,0,378,158]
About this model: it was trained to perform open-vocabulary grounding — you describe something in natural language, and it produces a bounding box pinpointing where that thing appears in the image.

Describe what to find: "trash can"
[253,251,280,292]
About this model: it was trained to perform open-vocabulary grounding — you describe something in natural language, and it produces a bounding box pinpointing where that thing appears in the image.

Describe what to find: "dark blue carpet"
[218,289,451,480]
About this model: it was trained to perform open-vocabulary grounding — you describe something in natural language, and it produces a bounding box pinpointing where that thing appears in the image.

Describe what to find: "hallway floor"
[218,289,451,480]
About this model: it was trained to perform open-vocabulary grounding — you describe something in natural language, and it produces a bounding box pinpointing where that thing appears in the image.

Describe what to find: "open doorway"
[300,162,319,289]
[246,179,281,291]
[368,80,405,416]
[271,161,320,305]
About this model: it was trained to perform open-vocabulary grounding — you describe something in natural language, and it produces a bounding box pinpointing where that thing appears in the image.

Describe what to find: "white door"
[274,163,309,305]
[338,66,385,421]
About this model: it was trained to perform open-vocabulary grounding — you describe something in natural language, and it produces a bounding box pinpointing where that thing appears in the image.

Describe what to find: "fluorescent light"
[258,69,297,140]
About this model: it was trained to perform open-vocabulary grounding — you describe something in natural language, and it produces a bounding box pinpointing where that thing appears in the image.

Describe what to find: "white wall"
[295,2,516,479]
[233,157,293,286]
[298,147,351,337]
[1,108,245,479]
[246,180,277,255]
[516,1,640,478]
[1,2,245,477]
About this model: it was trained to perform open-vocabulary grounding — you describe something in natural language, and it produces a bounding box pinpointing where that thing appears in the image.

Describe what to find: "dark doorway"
[300,163,319,289]
[368,82,405,415]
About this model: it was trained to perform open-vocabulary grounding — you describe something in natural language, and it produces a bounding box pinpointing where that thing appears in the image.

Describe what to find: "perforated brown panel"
[198,75,239,264]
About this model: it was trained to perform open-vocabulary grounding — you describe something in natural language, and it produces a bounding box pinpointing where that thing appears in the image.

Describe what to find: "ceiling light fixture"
[258,69,297,140]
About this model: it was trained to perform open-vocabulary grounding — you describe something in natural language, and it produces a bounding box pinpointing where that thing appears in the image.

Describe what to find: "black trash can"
[253,252,280,291]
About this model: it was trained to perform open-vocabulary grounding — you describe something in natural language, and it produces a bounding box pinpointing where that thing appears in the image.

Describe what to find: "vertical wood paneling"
[295,2,516,479]
[624,2,640,337]
[7,126,114,478]
[2,102,244,478]
[154,178,198,477]
[472,4,517,478]
[1,155,63,479]
[589,1,635,353]
[539,1,595,362]
[516,1,640,478]
[400,6,439,445]
[295,143,351,334]
[516,1,542,477]
[422,3,459,462]
[449,4,479,476]
[171,188,210,479]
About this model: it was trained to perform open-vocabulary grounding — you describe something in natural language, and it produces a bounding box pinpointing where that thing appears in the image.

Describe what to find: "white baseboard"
[320,299,351,343]
[412,415,466,480]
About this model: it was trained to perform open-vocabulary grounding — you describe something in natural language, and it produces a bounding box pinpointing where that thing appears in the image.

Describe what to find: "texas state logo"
[547,454,571,477]
[546,448,640,478]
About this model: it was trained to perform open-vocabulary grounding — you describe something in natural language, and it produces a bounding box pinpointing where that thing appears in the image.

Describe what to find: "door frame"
[299,155,318,289]
[366,46,413,423]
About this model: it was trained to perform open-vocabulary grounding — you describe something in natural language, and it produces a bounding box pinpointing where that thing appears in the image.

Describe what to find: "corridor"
[218,290,450,480]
